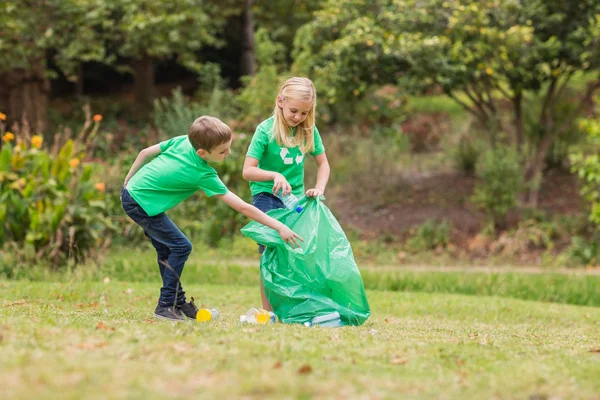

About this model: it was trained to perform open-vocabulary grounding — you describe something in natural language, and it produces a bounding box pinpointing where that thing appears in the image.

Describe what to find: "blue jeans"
[121,188,190,307]
[252,192,285,254]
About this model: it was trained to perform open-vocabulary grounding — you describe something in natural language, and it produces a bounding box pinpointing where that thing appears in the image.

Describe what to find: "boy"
[121,116,302,321]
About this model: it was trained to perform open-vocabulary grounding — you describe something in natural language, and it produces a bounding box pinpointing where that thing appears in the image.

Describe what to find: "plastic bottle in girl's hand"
[278,192,303,213]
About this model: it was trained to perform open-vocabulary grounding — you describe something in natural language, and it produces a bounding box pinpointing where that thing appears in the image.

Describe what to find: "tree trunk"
[240,0,256,76]
[513,92,523,150]
[134,55,155,107]
[523,130,556,207]
[2,61,50,133]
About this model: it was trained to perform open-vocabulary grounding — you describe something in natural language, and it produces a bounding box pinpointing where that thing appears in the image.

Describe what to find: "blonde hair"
[188,116,232,151]
[272,77,316,154]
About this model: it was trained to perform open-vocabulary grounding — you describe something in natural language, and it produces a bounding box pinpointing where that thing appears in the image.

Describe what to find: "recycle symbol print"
[280,148,304,165]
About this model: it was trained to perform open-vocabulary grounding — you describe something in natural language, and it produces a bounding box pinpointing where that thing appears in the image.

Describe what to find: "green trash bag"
[241,195,370,326]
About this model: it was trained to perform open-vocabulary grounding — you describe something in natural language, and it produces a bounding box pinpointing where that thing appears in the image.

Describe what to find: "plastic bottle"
[196,308,220,322]
[278,192,304,213]
[239,308,277,324]
[303,311,343,328]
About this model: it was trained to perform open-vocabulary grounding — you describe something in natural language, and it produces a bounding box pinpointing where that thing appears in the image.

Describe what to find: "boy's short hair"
[188,116,232,151]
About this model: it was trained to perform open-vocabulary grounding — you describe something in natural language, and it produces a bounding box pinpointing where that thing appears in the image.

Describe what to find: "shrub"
[567,235,600,267]
[453,134,483,175]
[471,146,523,229]
[570,103,600,225]
[0,114,115,265]
[406,219,451,252]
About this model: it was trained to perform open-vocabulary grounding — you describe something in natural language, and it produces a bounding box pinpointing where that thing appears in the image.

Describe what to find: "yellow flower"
[366,40,374,46]
[31,135,43,149]
[95,182,106,192]
[353,89,360,96]
[2,132,15,142]
[485,67,494,75]
[93,114,103,122]
[0,112,6,121]
[69,158,80,168]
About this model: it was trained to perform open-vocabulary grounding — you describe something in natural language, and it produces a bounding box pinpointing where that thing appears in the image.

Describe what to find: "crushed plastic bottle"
[303,311,343,328]
[278,192,303,213]
[196,308,220,322]
[239,308,277,324]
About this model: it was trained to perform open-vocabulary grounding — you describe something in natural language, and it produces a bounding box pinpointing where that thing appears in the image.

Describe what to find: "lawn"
[1,280,599,399]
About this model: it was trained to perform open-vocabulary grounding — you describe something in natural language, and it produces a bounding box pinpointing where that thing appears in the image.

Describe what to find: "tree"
[294,0,600,205]
[0,0,110,132]
[570,98,600,225]
[254,0,323,67]
[106,0,240,107]
[240,0,256,77]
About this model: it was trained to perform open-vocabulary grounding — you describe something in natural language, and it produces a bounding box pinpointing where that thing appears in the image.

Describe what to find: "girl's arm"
[306,153,330,197]
[123,144,161,187]
[243,156,292,196]
[217,191,303,247]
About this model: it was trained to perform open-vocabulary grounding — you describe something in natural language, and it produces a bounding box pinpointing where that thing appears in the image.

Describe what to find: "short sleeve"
[246,124,269,160]
[197,171,228,197]
[159,136,178,152]
[310,126,325,156]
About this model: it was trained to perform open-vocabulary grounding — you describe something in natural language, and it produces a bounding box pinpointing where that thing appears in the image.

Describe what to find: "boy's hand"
[278,225,304,248]
[305,188,324,197]
[273,173,292,196]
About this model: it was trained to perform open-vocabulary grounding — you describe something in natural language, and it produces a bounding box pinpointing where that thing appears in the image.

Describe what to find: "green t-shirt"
[246,117,325,197]
[127,135,228,216]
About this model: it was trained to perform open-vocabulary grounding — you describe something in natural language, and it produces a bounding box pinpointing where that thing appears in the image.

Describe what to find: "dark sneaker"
[179,297,199,320]
[154,304,186,321]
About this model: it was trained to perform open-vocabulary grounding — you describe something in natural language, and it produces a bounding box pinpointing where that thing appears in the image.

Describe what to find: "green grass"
[5,246,599,307]
[1,280,599,399]
[408,94,467,118]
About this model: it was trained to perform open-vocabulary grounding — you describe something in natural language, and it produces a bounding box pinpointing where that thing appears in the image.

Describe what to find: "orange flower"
[69,158,80,168]
[93,114,103,122]
[485,67,493,75]
[95,182,106,192]
[31,135,43,149]
[0,112,6,121]
[3,132,15,142]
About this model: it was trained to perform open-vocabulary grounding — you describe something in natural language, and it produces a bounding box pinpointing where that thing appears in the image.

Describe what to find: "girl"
[243,77,330,311]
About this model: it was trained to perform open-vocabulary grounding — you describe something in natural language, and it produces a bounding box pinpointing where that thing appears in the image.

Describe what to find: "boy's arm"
[123,144,162,187]
[306,153,330,197]
[242,157,292,196]
[216,191,303,247]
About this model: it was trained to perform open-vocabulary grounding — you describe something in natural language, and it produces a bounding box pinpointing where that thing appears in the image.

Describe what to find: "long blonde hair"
[272,77,316,154]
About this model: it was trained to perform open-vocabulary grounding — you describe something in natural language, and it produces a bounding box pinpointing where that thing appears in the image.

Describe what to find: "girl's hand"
[277,226,304,248]
[305,188,324,197]
[272,173,292,196]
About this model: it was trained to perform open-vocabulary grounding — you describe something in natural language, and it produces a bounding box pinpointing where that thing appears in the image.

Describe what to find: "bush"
[236,28,288,132]
[453,134,483,175]
[406,219,451,253]
[0,117,115,266]
[236,66,282,132]
[567,235,600,267]
[356,85,407,127]
[153,88,210,139]
[471,146,523,229]
[570,103,600,225]
[401,112,448,153]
